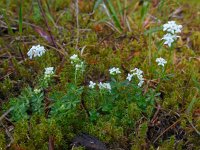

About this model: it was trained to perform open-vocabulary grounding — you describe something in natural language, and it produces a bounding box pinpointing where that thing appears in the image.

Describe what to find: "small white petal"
[27,45,46,59]
[156,57,167,67]
[126,73,133,81]
[138,80,144,87]
[89,81,96,89]
[162,33,178,47]
[70,54,78,60]
[98,82,111,91]
[163,21,182,34]
[44,67,54,77]
[109,67,121,75]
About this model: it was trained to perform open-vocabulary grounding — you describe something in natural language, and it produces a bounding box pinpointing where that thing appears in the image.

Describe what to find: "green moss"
[0,0,199,149]
[13,121,29,147]
[0,132,6,150]
[11,116,64,149]
[0,77,13,97]
[190,31,200,52]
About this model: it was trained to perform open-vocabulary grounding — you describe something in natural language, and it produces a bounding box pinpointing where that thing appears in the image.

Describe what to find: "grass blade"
[107,0,122,31]
[19,0,23,35]
[94,0,103,10]
[117,0,123,17]
[144,26,163,35]
[2,9,13,34]
[141,1,149,23]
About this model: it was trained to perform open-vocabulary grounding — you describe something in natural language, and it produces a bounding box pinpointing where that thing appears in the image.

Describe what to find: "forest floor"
[0,0,200,149]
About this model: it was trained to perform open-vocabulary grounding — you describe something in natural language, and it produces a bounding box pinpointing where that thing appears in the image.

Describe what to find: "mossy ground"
[0,0,199,149]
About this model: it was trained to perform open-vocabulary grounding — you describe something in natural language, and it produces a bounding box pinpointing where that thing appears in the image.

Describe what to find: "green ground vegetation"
[0,0,199,149]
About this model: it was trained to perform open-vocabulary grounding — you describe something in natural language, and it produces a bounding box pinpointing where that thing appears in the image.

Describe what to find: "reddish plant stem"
[37,0,59,51]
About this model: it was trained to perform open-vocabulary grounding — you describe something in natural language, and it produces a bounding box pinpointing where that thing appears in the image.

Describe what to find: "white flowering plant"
[27,45,46,59]
[49,83,84,120]
[109,67,121,76]
[6,51,162,126]
[163,21,182,34]
[85,66,159,121]
[38,67,55,89]
[156,57,167,67]
[154,57,167,79]
[2,0,199,148]
[69,54,85,84]
[9,87,44,121]
[162,21,182,48]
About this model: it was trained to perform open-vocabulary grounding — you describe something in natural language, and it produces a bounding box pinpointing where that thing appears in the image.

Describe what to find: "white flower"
[98,82,111,91]
[126,73,134,81]
[75,64,81,70]
[45,67,54,75]
[131,68,143,76]
[75,61,84,71]
[34,88,41,94]
[98,82,104,89]
[137,74,144,81]
[138,80,144,87]
[162,21,182,47]
[89,81,96,89]
[27,45,46,59]
[70,54,78,60]
[127,68,144,87]
[109,67,121,75]
[163,21,182,34]
[70,54,80,64]
[70,54,85,72]
[44,67,54,78]
[156,57,167,67]
[162,33,178,47]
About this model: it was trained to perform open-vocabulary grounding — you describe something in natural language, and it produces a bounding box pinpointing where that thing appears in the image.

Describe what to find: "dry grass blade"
[0,107,13,122]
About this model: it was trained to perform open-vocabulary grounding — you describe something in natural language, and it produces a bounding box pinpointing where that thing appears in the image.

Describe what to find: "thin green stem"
[75,69,77,85]
[148,33,152,66]
[169,45,173,64]
[99,90,104,104]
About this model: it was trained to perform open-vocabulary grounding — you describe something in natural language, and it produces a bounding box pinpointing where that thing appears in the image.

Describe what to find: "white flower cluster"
[88,81,111,91]
[156,57,167,67]
[34,88,41,94]
[70,54,79,64]
[27,45,46,59]
[89,81,96,89]
[44,67,54,78]
[98,82,111,91]
[163,21,182,34]
[75,62,84,71]
[126,68,144,87]
[162,33,179,47]
[162,21,182,47]
[70,54,84,71]
[88,67,146,91]
[109,67,121,75]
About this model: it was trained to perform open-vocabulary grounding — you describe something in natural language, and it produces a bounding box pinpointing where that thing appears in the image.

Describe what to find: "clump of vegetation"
[0,0,199,149]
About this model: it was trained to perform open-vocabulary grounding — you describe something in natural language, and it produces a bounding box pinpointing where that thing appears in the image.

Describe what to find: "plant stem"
[75,69,77,85]
[169,45,173,64]
[37,0,61,59]
[148,33,152,65]
[75,0,79,50]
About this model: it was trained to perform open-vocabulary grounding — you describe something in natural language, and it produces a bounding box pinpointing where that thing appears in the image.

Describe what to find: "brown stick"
[48,136,55,150]
[0,107,13,122]
[153,119,180,143]
[75,0,79,49]
[150,104,161,124]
